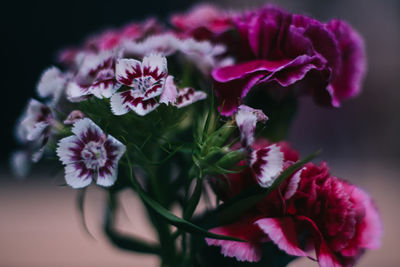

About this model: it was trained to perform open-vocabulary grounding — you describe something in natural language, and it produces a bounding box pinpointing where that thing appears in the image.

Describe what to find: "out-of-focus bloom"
[235,105,268,148]
[213,6,366,115]
[64,110,86,125]
[56,118,126,188]
[16,99,54,162]
[110,54,167,116]
[159,76,207,108]
[170,4,234,41]
[36,66,68,105]
[66,51,121,102]
[84,18,162,52]
[207,147,382,266]
[123,33,232,74]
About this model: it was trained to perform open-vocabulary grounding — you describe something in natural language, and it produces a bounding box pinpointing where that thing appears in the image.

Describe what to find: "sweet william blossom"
[110,54,168,116]
[56,118,126,188]
[213,6,366,115]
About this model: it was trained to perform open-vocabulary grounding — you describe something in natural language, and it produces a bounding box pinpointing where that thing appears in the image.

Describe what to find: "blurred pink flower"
[170,4,234,41]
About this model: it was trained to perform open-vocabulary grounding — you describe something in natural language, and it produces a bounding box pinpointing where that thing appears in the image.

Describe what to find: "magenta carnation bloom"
[207,145,382,266]
[212,6,366,115]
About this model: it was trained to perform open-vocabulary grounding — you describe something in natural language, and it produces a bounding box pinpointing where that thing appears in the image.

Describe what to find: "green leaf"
[76,188,94,239]
[125,154,245,242]
[183,177,203,219]
[103,195,161,254]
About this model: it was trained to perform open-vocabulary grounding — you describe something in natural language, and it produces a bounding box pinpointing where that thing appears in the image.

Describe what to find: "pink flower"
[170,4,233,41]
[206,156,382,267]
[56,118,126,188]
[212,6,366,115]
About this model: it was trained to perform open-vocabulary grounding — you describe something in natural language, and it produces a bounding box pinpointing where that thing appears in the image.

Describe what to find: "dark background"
[0,1,399,266]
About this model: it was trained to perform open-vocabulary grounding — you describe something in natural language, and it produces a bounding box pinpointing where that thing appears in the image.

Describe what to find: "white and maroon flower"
[250,144,284,188]
[160,76,207,108]
[36,66,68,104]
[16,99,55,163]
[56,118,126,188]
[66,51,121,102]
[235,105,268,148]
[110,54,167,116]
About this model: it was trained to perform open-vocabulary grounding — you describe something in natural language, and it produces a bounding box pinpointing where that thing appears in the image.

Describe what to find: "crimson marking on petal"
[143,83,163,99]
[177,88,195,105]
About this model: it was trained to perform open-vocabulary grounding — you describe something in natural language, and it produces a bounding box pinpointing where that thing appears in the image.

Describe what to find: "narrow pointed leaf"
[125,154,245,242]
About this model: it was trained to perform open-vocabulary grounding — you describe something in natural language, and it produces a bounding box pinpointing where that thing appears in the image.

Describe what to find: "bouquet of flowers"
[12,3,382,267]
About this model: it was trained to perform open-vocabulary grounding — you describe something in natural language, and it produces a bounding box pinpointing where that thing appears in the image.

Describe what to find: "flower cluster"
[13,3,380,267]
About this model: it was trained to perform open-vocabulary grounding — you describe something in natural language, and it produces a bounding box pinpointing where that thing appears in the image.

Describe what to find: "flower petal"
[159,75,178,105]
[255,217,308,257]
[36,66,66,103]
[284,167,305,200]
[111,90,159,116]
[115,58,142,86]
[110,91,132,115]
[71,118,105,144]
[235,105,268,147]
[66,81,91,102]
[206,221,263,262]
[90,78,121,99]
[96,135,126,187]
[64,163,93,189]
[176,87,207,108]
[56,135,83,165]
[142,54,168,81]
[327,20,366,104]
[250,144,284,188]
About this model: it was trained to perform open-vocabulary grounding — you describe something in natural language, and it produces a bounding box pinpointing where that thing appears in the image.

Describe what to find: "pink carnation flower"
[212,6,366,115]
[207,145,382,267]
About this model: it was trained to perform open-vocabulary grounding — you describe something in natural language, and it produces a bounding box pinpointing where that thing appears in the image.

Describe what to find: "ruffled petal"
[327,20,366,104]
[142,54,168,82]
[255,217,308,257]
[111,90,159,116]
[56,135,83,165]
[159,75,178,105]
[206,221,263,262]
[71,118,104,143]
[96,135,126,187]
[115,58,143,86]
[250,144,284,188]
[296,215,342,267]
[89,78,121,98]
[176,87,207,108]
[36,66,66,102]
[110,90,132,115]
[235,105,268,147]
[64,163,93,189]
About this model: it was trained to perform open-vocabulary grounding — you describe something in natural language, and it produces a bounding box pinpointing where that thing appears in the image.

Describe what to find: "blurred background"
[1,0,399,266]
